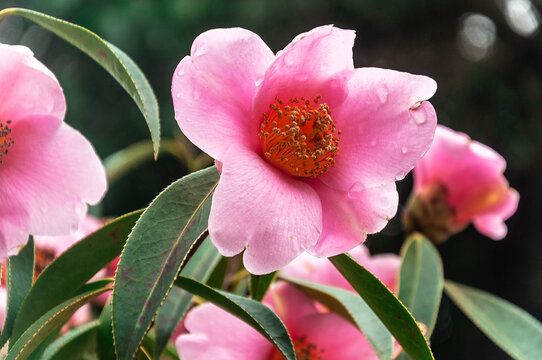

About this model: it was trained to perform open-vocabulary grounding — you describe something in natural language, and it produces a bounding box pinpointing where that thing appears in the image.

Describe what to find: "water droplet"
[75,203,85,216]
[319,64,328,72]
[410,109,427,125]
[395,172,406,181]
[175,92,181,99]
[177,68,184,77]
[40,206,48,213]
[380,194,392,209]
[410,101,422,110]
[349,182,365,193]
[255,78,263,87]
[193,42,207,58]
[401,146,408,154]
[376,86,388,104]
[174,115,179,121]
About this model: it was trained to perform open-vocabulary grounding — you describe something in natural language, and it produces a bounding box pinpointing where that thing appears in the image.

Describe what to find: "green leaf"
[174,276,296,360]
[97,299,115,360]
[41,320,99,360]
[153,237,221,359]
[1,237,34,348]
[113,166,219,360]
[250,272,277,302]
[0,8,160,158]
[329,253,434,360]
[444,280,542,360]
[281,275,393,360]
[398,233,443,337]
[6,286,111,360]
[11,210,142,344]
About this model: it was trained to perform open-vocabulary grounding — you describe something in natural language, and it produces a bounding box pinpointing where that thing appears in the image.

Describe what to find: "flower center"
[259,96,340,178]
[269,337,326,360]
[0,118,14,164]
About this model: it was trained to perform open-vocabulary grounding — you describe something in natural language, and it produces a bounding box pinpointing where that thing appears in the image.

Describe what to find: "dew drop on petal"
[75,203,85,216]
[401,146,408,154]
[177,69,184,77]
[174,115,179,121]
[175,92,181,99]
[349,182,365,193]
[395,172,406,181]
[410,106,427,125]
[40,206,48,213]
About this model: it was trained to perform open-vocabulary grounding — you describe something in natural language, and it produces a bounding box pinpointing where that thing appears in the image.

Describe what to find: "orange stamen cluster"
[269,337,326,360]
[258,96,340,178]
[0,119,14,164]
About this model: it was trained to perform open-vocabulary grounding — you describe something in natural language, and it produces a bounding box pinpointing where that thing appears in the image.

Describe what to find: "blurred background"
[1,0,540,358]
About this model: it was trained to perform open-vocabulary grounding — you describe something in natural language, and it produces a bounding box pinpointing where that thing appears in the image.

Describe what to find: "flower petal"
[473,188,519,240]
[263,282,318,330]
[0,44,65,123]
[253,25,355,117]
[209,145,322,274]
[176,303,272,360]
[293,312,380,360]
[320,67,437,191]
[0,115,107,236]
[306,180,398,257]
[172,28,275,161]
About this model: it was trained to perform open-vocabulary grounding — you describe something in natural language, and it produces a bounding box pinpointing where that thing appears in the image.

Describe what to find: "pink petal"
[34,215,103,256]
[0,286,6,329]
[176,303,272,360]
[293,312,380,360]
[306,180,398,257]
[281,246,400,293]
[320,67,437,191]
[414,126,516,227]
[0,197,30,259]
[172,28,274,161]
[253,25,355,119]
[209,145,322,274]
[473,188,519,240]
[262,282,319,330]
[0,44,65,123]
[0,116,107,237]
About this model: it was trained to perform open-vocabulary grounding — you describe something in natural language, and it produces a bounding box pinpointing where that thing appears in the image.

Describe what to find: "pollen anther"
[0,118,14,164]
[258,96,340,178]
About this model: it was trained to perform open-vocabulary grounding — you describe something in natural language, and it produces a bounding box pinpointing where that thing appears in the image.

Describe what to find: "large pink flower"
[0,44,107,261]
[172,26,437,274]
[281,245,401,294]
[410,125,519,241]
[176,282,383,360]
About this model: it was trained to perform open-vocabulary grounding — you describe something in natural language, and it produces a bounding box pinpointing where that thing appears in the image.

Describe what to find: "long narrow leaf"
[329,253,434,360]
[174,276,296,360]
[0,7,160,157]
[153,237,221,359]
[6,286,111,360]
[112,166,219,360]
[41,320,99,360]
[282,275,393,360]
[11,210,142,344]
[250,272,277,302]
[445,280,542,360]
[1,238,34,348]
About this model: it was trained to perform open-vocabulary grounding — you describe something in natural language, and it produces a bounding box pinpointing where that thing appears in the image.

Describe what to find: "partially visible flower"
[176,282,386,360]
[281,245,400,293]
[172,25,437,274]
[0,44,107,262]
[405,125,519,242]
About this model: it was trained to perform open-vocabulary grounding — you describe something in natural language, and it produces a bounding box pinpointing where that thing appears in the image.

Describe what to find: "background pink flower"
[411,125,519,240]
[176,282,382,360]
[281,245,401,294]
[0,44,107,262]
[172,25,437,274]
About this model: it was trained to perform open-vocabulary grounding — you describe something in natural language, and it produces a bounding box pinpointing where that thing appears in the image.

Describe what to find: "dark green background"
[2,1,540,358]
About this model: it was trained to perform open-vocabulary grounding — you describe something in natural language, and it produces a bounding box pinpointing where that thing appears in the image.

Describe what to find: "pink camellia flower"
[0,44,107,262]
[172,25,437,274]
[176,282,388,360]
[406,125,519,242]
[281,245,401,294]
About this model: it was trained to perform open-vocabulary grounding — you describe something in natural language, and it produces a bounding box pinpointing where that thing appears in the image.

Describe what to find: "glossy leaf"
[113,166,219,360]
[11,210,142,344]
[41,320,99,360]
[250,272,277,302]
[282,275,393,360]
[175,276,296,360]
[6,286,111,360]
[1,238,34,348]
[0,7,160,157]
[153,237,221,359]
[398,233,443,337]
[329,253,434,360]
[445,280,542,360]
[97,299,115,360]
